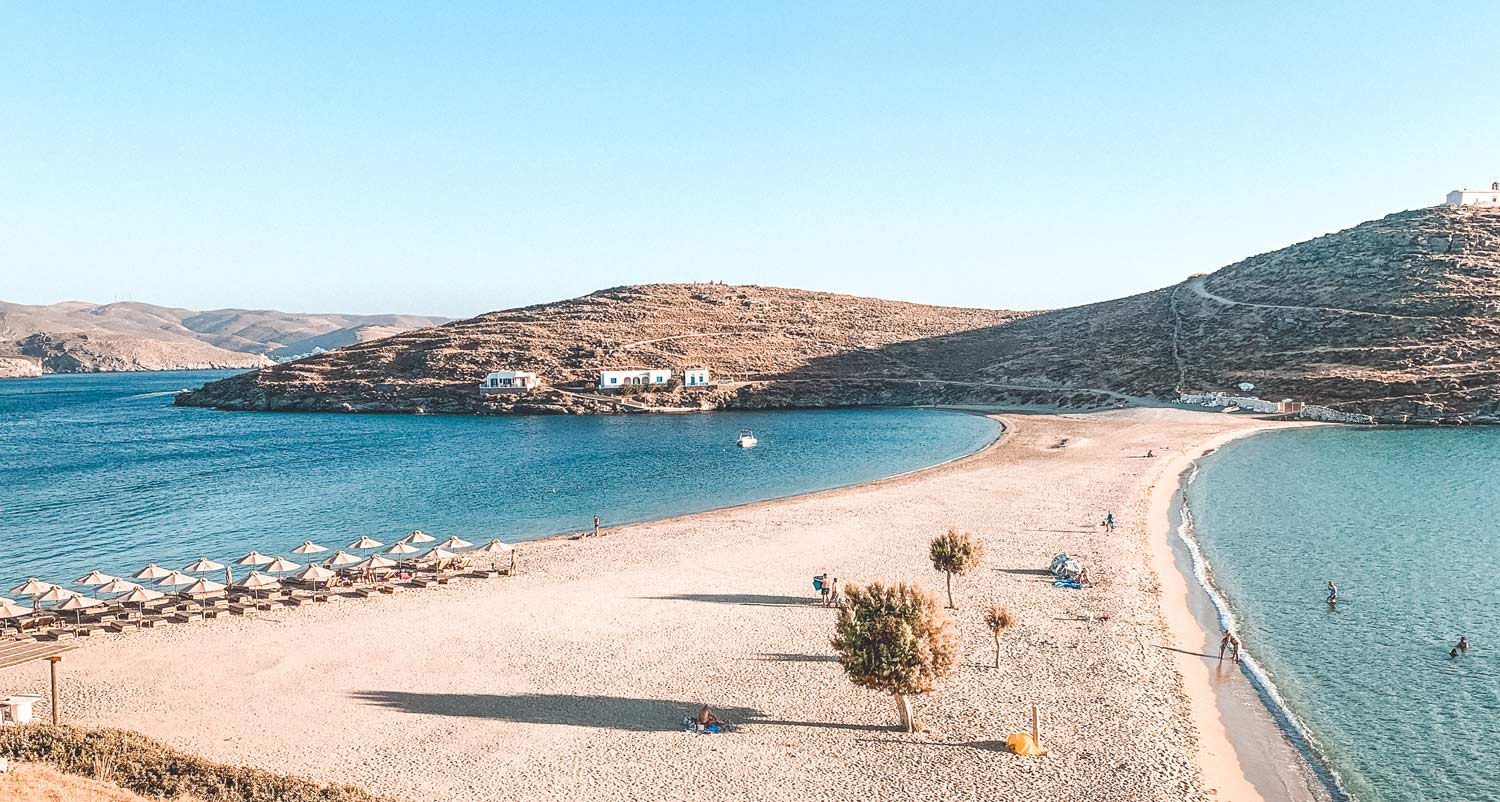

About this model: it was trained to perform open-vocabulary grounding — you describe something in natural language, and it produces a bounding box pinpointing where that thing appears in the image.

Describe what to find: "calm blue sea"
[0,371,999,593]
[1185,427,1500,802]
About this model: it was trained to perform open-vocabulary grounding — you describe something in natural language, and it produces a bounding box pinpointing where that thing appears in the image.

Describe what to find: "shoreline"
[27,407,1325,801]
[1146,421,1336,802]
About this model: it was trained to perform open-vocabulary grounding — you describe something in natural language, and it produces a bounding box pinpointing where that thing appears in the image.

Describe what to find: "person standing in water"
[1458,636,1470,654]
[1326,580,1338,606]
[1219,629,1234,661]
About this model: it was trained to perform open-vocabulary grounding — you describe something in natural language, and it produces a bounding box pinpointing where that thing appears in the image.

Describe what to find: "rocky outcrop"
[15,333,273,373]
[0,355,42,378]
[178,206,1500,424]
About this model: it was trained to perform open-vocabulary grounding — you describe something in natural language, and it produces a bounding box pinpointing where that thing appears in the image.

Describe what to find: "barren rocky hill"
[179,205,1500,423]
[177,285,1045,414]
[0,300,449,374]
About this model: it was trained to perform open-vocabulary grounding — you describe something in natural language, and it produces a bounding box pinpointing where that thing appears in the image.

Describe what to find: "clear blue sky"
[3,3,1497,318]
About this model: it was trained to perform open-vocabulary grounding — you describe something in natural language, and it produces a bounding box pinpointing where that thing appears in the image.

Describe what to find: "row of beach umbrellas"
[2,530,517,621]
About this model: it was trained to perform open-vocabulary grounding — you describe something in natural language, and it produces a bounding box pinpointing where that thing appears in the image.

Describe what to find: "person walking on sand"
[1102,512,1115,532]
[593,515,600,537]
[828,577,841,608]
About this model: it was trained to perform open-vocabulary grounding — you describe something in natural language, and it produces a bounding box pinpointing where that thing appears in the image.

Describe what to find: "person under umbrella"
[472,539,517,574]
[352,554,396,584]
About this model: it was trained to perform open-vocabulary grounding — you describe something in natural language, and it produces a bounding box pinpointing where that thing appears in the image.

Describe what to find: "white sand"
[31,407,1309,801]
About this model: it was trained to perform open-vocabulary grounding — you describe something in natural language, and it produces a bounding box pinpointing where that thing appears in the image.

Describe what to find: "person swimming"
[1451,647,1460,659]
[1458,636,1470,654]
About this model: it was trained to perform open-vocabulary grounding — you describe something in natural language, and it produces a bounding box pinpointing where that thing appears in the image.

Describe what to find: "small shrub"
[983,605,1015,668]
[929,529,986,608]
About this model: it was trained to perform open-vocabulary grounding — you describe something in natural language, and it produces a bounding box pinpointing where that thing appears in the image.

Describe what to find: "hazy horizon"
[4,4,1498,318]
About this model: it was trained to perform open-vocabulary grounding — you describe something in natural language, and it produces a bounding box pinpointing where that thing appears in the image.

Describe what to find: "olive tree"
[929,529,986,609]
[983,605,1015,669]
[830,581,960,732]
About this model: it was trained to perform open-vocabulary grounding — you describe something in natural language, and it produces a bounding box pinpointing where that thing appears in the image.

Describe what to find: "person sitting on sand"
[697,705,727,730]
[1145,450,1155,458]
[1077,565,1093,587]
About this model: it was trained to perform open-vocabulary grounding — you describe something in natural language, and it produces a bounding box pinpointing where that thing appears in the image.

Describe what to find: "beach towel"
[1052,578,1083,590]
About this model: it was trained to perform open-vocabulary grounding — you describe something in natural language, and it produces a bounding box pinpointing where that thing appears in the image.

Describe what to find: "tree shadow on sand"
[350,691,890,733]
[642,593,816,607]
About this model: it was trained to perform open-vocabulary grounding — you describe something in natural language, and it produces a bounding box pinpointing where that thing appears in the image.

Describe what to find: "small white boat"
[736,429,758,448]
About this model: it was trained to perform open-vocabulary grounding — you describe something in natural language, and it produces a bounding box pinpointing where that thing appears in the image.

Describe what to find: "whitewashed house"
[598,369,672,389]
[1447,183,1500,207]
[481,370,540,393]
[683,367,712,387]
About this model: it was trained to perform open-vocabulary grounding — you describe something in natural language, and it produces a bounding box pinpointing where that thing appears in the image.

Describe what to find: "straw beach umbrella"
[236,572,280,601]
[323,550,361,567]
[236,551,275,567]
[34,586,78,605]
[473,539,517,573]
[385,541,420,556]
[348,536,383,550]
[133,563,173,581]
[262,556,301,573]
[116,586,164,616]
[402,530,436,544]
[183,558,225,572]
[181,578,227,611]
[74,570,117,587]
[54,594,101,626]
[155,571,197,589]
[435,536,473,550]
[95,578,140,595]
[10,578,56,597]
[0,597,29,634]
[291,541,328,555]
[290,564,336,592]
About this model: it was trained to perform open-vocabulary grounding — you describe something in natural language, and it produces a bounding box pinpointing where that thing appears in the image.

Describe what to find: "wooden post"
[1030,702,1040,751]
[48,656,62,726]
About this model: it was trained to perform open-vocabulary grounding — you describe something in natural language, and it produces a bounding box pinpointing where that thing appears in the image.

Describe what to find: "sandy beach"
[26,407,1318,801]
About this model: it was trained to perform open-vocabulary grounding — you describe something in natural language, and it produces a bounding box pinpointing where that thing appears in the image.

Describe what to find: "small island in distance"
[179,202,1500,425]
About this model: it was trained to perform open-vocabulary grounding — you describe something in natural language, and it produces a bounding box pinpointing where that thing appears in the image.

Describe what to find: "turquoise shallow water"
[1185,427,1500,802]
[0,371,999,593]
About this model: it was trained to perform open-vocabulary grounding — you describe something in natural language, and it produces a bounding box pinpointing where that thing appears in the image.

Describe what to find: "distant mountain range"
[178,205,1500,424]
[0,301,449,376]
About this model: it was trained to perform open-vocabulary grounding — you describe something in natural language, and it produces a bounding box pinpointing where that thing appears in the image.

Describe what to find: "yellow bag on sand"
[1006,732,1041,755]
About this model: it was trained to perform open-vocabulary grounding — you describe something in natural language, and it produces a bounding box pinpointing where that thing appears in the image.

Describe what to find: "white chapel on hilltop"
[1447,182,1500,207]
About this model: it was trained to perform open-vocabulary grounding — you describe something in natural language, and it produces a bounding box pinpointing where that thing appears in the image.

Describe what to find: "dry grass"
[0,762,175,802]
[0,726,393,802]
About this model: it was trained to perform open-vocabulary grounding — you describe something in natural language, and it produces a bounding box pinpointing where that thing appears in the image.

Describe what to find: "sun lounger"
[227,604,249,616]
[169,611,203,623]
